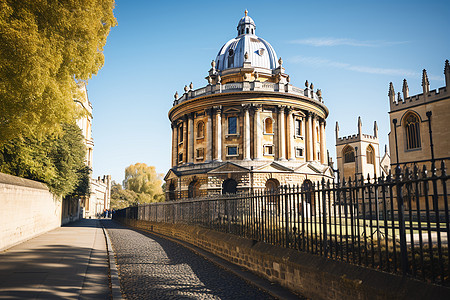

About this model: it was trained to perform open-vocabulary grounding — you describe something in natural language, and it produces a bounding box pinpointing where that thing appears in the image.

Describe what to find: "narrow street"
[103,220,275,300]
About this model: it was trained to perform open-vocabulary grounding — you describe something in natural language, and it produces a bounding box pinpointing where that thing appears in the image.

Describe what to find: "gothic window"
[222,178,237,194]
[227,146,238,156]
[295,119,302,137]
[366,145,375,165]
[264,145,274,156]
[404,113,421,150]
[343,146,355,163]
[264,117,273,134]
[228,116,237,135]
[197,121,204,138]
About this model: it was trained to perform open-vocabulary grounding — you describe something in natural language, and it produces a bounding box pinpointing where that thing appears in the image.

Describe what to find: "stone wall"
[0,173,63,251]
[117,218,450,300]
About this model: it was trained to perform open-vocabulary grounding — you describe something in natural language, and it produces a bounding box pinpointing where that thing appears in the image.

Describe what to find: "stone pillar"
[206,109,213,162]
[307,113,313,161]
[243,105,251,161]
[215,106,222,161]
[183,115,188,164]
[171,122,177,167]
[188,113,194,164]
[313,116,318,161]
[254,104,263,160]
[320,119,326,164]
[288,109,295,160]
[278,105,286,160]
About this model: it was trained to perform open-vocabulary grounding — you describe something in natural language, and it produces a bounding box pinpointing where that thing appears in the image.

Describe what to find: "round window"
[228,48,234,56]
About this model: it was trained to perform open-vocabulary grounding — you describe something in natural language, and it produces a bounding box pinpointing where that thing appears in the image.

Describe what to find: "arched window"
[343,146,355,163]
[404,113,421,150]
[366,145,375,165]
[222,178,237,194]
[188,180,200,198]
[246,28,249,34]
[197,121,204,138]
[168,183,176,200]
[265,178,280,191]
[264,117,273,134]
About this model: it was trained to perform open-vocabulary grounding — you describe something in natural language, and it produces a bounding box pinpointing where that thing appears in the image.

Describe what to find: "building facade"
[165,11,333,199]
[335,117,388,183]
[388,60,450,169]
[76,83,111,218]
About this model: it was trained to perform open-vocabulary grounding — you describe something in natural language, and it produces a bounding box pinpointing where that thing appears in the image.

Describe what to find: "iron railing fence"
[114,161,449,286]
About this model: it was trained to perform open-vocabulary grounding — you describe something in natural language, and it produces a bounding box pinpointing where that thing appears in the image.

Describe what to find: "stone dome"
[215,11,279,72]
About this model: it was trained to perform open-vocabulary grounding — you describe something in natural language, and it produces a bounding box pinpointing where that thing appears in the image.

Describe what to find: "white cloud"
[289,38,408,47]
[288,55,441,80]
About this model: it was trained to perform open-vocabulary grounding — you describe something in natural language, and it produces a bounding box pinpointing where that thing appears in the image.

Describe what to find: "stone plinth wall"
[117,218,450,300]
[0,173,62,251]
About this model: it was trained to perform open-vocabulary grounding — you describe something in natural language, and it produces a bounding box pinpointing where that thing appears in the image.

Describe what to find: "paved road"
[104,220,275,300]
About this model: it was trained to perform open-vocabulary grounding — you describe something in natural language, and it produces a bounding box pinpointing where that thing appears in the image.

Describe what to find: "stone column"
[307,113,313,161]
[278,105,286,160]
[206,109,213,162]
[188,113,194,164]
[215,106,222,161]
[171,122,177,167]
[243,105,251,161]
[287,109,295,160]
[182,115,188,164]
[320,119,326,164]
[313,116,318,161]
[253,104,263,160]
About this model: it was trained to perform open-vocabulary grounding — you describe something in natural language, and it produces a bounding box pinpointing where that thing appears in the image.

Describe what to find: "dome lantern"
[237,10,256,36]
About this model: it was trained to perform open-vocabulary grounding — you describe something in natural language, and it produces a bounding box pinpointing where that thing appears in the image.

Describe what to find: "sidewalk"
[0,219,110,299]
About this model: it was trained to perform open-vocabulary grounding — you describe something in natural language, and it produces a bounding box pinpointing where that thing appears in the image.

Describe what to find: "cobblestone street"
[104,220,275,300]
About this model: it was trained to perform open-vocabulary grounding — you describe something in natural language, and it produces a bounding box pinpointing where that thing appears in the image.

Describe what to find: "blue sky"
[87,0,450,183]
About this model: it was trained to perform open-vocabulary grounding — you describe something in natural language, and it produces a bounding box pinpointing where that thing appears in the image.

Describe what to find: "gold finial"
[244,52,249,60]
[245,9,248,16]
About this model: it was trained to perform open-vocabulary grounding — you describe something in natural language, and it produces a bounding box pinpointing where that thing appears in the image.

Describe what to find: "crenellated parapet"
[389,59,450,112]
[335,118,378,146]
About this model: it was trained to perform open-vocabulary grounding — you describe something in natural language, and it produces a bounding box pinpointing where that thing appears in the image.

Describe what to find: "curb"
[101,222,122,300]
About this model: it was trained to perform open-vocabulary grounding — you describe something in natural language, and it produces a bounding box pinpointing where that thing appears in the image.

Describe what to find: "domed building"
[165,11,333,200]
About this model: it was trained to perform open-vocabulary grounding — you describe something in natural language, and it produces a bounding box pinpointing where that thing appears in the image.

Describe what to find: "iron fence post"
[284,186,289,248]
[322,179,328,257]
[395,165,409,275]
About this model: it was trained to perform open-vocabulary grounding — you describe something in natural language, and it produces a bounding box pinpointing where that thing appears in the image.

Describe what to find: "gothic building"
[164,11,333,199]
[388,60,450,170]
[335,117,389,183]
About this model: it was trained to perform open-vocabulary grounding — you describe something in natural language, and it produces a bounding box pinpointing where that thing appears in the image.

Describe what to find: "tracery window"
[404,113,421,150]
[343,146,355,163]
[366,145,375,165]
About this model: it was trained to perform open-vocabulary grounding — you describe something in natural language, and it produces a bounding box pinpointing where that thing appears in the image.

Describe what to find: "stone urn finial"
[244,52,249,60]
[184,85,188,92]
[278,57,283,66]
[211,60,216,68]
[189,82,193,90]
[305,80,309,88]
[174,91,178,99]
[310,83,314,90]
[217,74,221,83]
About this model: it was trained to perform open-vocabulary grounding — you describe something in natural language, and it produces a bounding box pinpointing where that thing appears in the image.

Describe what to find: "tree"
[124,163,164,202]
[0,122,90,197]
[0,0,116,145]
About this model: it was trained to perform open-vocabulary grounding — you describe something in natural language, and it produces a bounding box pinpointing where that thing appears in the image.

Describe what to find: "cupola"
[237,10,256,36]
